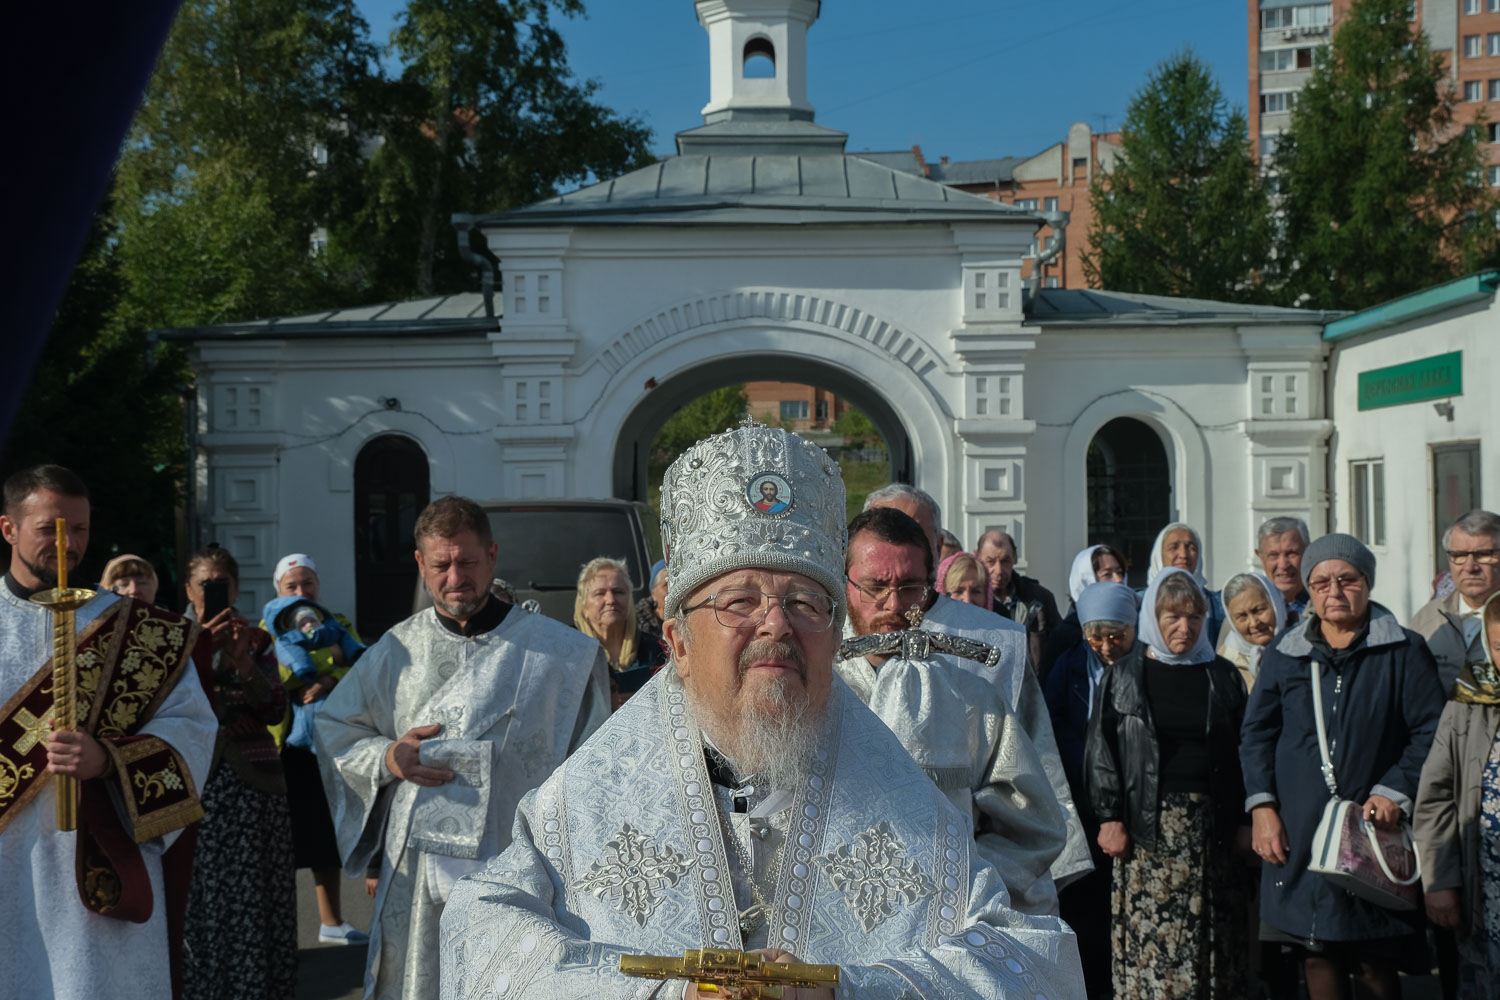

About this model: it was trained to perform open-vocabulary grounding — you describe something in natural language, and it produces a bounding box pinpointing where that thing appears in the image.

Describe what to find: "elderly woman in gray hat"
[1240,534,1445,1000]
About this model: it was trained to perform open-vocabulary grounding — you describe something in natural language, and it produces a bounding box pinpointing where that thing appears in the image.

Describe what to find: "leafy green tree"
[116,0,380,328]
[1272,0,1498,310]
[832,405,878,449]
[653,386,748,457]
[1,206,185,588]
[348,0,655,297]
[1083,51,1273,302]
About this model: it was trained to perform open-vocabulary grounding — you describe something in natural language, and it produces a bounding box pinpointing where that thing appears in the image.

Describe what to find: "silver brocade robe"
[0,588,217,1000]
[439,670,1085,1000]
[921,596,1092,894]
[315,606,609,1000]
[834,651,1068,916]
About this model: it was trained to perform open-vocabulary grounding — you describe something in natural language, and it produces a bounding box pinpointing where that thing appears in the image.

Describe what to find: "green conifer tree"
[1272,0,1499,310]
[1083,50,1274,303]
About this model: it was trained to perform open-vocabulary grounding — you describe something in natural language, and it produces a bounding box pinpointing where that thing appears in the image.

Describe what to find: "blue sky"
[356,0,1247,164]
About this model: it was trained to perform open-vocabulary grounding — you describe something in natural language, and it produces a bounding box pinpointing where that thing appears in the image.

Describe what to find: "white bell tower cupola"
[695,0,820,123]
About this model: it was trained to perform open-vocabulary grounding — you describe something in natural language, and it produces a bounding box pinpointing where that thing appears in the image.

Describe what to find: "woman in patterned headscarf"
[1417,592,1500,1000]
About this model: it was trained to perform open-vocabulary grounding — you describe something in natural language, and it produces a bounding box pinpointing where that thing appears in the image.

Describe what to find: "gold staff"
[30,517,95,831]
[620,949,840,999]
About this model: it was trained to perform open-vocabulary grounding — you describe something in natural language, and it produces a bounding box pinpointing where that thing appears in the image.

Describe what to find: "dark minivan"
[413,498,653,626]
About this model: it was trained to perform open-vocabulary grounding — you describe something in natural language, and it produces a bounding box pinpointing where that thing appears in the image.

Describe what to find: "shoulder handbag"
[1305,659,1422,910]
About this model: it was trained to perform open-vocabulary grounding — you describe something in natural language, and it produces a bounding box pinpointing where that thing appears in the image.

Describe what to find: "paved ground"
[295,869,374,1000]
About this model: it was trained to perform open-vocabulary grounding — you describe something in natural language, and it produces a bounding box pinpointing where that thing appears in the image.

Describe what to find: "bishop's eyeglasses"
[680,589,838,631]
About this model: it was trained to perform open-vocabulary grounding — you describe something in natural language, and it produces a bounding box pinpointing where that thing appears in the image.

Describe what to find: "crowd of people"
[3,438,1499,1000]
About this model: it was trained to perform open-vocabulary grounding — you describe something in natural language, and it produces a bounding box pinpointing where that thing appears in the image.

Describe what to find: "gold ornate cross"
[14,706,54,755]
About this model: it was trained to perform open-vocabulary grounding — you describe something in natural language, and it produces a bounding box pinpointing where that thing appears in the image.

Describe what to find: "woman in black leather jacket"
[1084,567,1251,999]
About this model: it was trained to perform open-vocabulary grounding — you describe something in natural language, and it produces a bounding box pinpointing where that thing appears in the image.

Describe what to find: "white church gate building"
[166,0,1341,630]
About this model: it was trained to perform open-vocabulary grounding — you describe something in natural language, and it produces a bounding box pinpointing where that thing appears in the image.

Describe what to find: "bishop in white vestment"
[838,506,1067,916]
[440,424,1083,999]
[316,496,609,1000]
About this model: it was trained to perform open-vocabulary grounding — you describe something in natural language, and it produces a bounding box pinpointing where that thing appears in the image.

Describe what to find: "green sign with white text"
[1357,351,1462,411]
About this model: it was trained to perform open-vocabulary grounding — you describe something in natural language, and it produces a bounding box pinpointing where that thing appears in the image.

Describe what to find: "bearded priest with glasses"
[440,423,1084,999]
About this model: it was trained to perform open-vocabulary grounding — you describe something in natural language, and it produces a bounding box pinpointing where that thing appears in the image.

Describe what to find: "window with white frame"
[1489,122,1500,142]
[1466,80,1484,101]
[1468,0,1482,13]
[1466,35,1483,58]
[1490,79,1500,100]
[1261,91,1297,113]
[779,400,809,420]
[1490,32,1500,56]
[1350,460,1386,546]
[1044,196,1058,212]
[1489,165,1500,186]
[1043,277,1060,289]
[1015,198,1039,210]
[1295,4,1333,27]
[1492,0,1500,11]
[1261,48,1296,72]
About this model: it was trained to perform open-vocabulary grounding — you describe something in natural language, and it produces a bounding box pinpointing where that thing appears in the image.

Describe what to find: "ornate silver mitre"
[660,419,847,625]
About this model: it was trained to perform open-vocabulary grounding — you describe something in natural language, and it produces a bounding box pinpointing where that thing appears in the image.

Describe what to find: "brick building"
[1250,0,1500,182]
[743,380,847,432]
[862,122,1121,290]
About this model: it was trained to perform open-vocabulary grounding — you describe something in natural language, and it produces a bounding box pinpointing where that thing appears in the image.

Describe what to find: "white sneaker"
[318,921,369,945]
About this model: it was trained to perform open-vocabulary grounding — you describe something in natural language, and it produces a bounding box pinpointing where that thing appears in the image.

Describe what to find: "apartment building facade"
[1251,0,1500,181]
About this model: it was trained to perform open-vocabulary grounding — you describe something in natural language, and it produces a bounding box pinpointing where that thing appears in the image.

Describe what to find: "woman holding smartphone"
[181,545,298,999]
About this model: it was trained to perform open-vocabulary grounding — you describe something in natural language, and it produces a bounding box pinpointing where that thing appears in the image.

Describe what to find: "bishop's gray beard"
[683,642,825,792]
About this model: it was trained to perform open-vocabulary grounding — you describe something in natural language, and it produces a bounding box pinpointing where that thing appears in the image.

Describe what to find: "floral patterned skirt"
[1112,792,1249,999]
[182,762,298,1000]
[1465,728,1500,1000]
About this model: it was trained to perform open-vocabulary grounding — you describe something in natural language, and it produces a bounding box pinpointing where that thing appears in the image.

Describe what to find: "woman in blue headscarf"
[1045,580,1139,999]
[1085,567,1252,999]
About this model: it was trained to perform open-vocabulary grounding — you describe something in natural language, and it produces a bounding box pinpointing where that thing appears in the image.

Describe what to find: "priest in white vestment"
[316,495,609,1000]
[0,466,217,999]
[861,486,1093,900]
[440,424,1084,999]
[837,506,1067,916]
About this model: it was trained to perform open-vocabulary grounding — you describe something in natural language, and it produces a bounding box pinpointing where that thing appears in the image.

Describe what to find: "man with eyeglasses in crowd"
[440,422,1084,998]
[838,506,1068,916]
[1412,509,1500,697]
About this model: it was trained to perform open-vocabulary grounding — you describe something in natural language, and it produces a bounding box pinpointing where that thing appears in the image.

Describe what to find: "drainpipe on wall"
[451,214,497,319]
[1029,210,1071,298]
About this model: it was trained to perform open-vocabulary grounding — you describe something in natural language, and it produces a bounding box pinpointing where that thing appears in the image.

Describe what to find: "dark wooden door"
[354,435,429,639]
[1087,418,1171,589]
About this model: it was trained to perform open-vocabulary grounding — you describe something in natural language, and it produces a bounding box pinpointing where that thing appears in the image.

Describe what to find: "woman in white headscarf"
[1084,567,1251,999]
[1147,521,1227,650]
[1218,572,1288,692]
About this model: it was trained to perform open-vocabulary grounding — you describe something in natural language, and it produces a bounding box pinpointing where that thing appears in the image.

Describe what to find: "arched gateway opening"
[611,355,915,503]
[1086,418,1170,588]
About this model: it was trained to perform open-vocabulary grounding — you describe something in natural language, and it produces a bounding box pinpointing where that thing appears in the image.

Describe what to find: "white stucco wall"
[1327,294,1498,622]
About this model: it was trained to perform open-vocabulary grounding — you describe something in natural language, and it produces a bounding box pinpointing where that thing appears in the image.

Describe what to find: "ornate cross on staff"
[29,517,95,831]
[836,605,1004,668]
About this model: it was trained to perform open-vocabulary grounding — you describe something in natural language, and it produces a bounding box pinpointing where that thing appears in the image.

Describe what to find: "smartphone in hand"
[201,579,231,621]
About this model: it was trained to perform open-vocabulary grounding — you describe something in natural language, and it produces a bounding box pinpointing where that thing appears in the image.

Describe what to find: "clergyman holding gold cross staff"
[439,422,1083,999]
[0,464,217,998]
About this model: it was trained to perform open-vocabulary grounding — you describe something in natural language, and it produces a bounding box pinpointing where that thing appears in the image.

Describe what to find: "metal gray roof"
[155,292,498,341]
[474,154,1041,227]
[929,157,1025,186]
[1027,288,1346,325]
